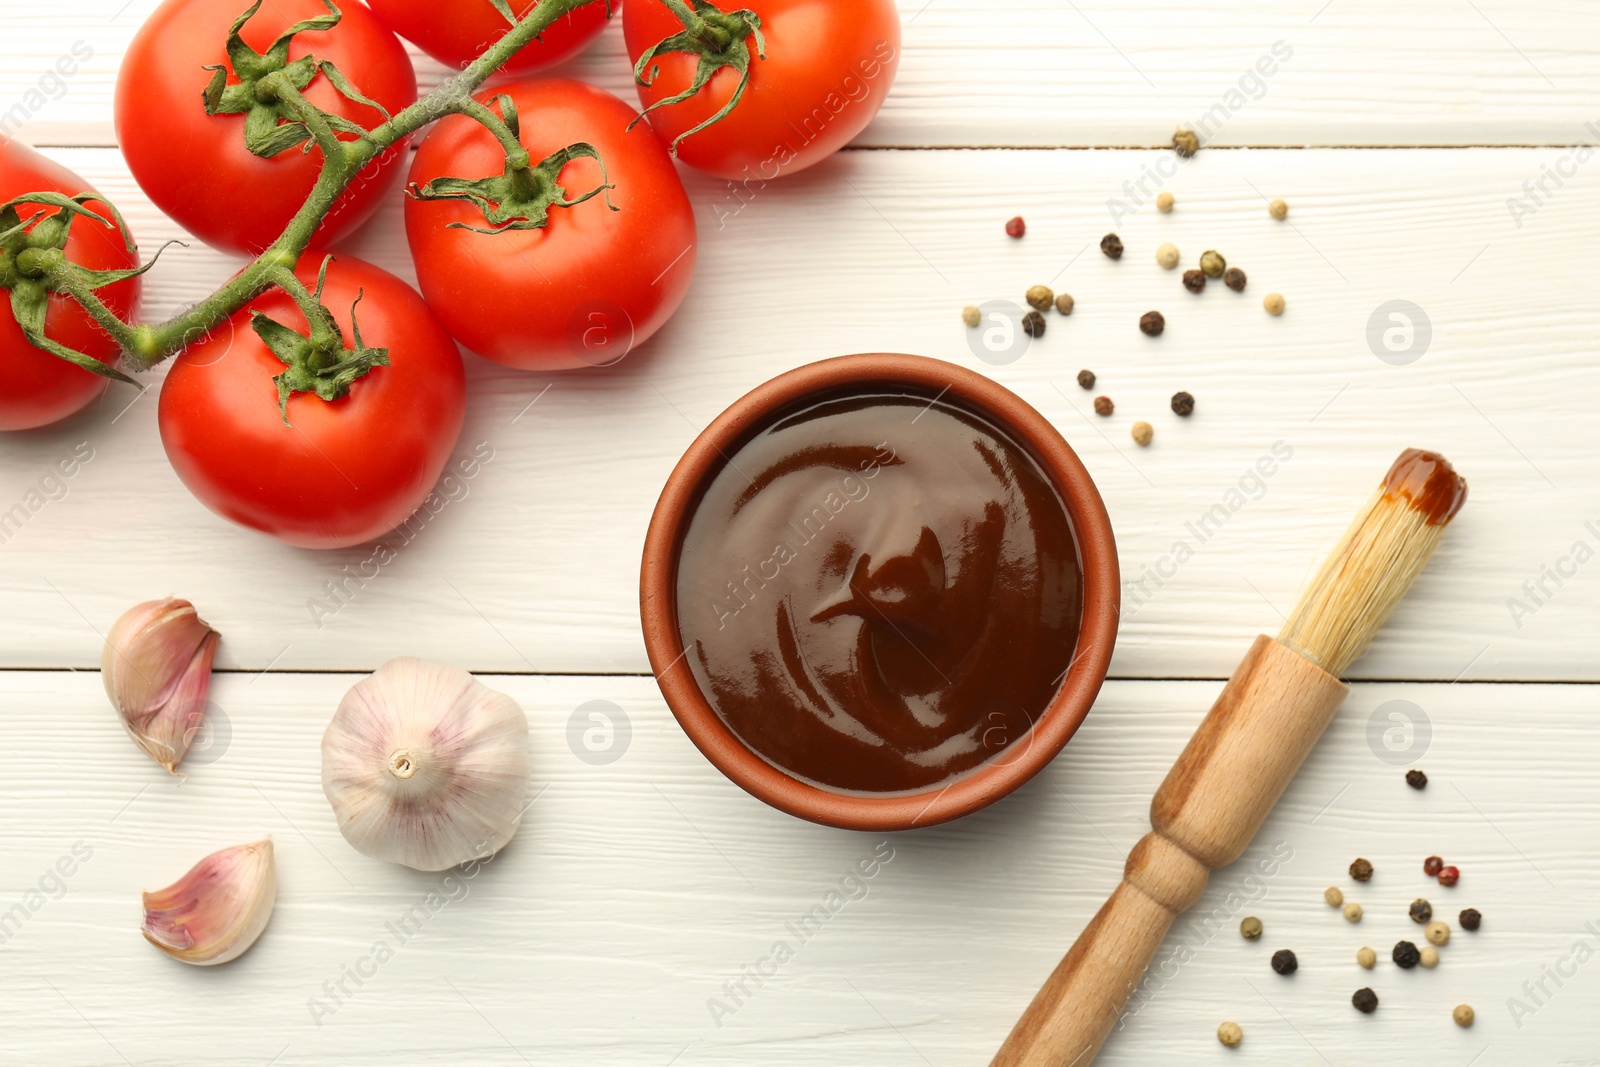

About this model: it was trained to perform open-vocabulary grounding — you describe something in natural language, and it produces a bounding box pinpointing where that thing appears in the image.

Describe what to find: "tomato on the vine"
[368,0,613,76]
[116,0,417,255]
[623,0,900,182]
[158,252,465,549]
[0,141,140,432]
[405,78,696,371]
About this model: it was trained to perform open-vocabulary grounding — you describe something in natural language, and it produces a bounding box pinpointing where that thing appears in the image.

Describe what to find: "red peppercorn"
[1438,865,1460,887]
[1423,855,1443,876]
[1005,216,1026,238]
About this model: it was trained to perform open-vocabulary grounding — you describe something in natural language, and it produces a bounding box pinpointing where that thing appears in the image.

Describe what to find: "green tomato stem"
[108,0,603,372]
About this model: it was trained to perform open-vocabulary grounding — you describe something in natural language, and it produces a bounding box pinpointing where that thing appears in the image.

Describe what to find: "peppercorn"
[1094,396,1114,417]
[1217,1020,1242,1047]
[1026,284,1054,311]
[1269,198,1289,221]
[1349,858,1373,882]
[1324,887,1344,907]
[1077,368,1095,390]
[1271,949,1298,975]
[1005,216,1026,238]
[1022,310,1046,337]
[1351,987,1378,1014]
[1344,903,1364,923]
[1170,391,1194,417]
[1156,191,1175,213]
[1200,250,1226,278]
[1393,940,1420,968]
[1056,292,1075,315]
[1139,310,1165,336]
[1425,920,1450,946]
[1423,855,1444,876]
[1460,908,1482,931]
[1131,421,1153,447]
[1155,242,1179,269]
[1223,267,1247,292]
[1263,292,1285,316]
[1240,916,1263,940]
[1406,768,1427,789]
[1419,945,1440,968]
[1172,128,1199,157]
[1438,865,1460,887]
[1101,233,1124,260]
[1453,1004,1475,1028]
[961,306,980,327]
[1356,946,1377,969]
[1182,269,1206,294]
[1409,899,1432,924]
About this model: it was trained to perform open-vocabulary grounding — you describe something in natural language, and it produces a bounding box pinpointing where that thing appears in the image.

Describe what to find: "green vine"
[5,0,769,403]
[5,0,612,389]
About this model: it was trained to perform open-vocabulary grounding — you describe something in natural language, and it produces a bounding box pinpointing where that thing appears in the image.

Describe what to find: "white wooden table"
[4,3,1598,1064]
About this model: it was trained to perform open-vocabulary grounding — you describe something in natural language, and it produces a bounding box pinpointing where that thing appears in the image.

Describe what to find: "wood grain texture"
[1,670,1595,1065]
[1,146,1596,679]
[5,1,1600,148]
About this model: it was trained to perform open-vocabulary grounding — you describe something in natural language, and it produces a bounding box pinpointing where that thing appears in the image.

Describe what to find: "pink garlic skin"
[142,840,276,966]
[102,598,220,773]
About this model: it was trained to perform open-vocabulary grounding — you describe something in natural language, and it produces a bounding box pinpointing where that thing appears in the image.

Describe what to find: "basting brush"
[991,448,1468,1067]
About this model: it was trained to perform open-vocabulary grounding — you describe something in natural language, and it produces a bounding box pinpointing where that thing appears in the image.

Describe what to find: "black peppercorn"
[1182,269,1206,294]
[1100,233,1124,260]
[1410,898,1433,924]
[1170,391,1195,417]
[1022,310,1046,337]
[1172,128,1199,157]
[1077,369,1096,390]
[1393,940,1421,968]
[1139,310,1165,336]
[1406,769,1428,789]
[1350,857,1374,882]
[1352,987,1379,1014]
[1460,908,1482,931]
[1093,396,1114,417]
[1270,949,1298,975]
[1223,267,1247,292]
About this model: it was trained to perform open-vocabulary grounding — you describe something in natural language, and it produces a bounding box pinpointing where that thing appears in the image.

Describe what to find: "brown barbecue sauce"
[674,393,1083,794]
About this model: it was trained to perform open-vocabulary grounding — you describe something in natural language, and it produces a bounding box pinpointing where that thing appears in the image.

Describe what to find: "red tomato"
[405,78,696,370]
[368,0,613,75]
[0,141,140,431]
[623,0,899,181]
[116,0,417,255]
[158,252,465,549]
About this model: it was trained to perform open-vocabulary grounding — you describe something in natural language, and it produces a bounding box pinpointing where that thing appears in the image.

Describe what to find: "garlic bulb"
[102,598,220,774]
[142,840,276,966]
[322,657,532,871]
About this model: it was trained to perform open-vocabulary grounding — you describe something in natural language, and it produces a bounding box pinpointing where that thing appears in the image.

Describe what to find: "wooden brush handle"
[991,636,1348,1067]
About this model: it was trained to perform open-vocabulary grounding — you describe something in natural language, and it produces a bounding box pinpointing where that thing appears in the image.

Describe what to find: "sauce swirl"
[674,393,1082,794]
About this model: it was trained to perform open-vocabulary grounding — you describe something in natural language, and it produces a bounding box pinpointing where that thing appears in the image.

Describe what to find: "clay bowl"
[640,354,1119,830]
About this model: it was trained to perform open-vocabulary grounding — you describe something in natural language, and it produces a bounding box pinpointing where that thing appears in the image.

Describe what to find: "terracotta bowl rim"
[639,353,1120,831]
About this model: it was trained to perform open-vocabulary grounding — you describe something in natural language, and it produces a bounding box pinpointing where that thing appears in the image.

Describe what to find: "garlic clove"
[102,598,220,774]
[142,839,276,966]
[322,657,532,872]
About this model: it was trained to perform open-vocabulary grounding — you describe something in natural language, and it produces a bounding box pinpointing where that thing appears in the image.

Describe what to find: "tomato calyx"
[407,93,618,234]
[201,0,393,159]
[0,192,154,384]
[254,255,390,423]
[629,0,766,156]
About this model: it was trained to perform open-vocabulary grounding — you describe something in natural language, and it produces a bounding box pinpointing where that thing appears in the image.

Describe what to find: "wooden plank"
[4,1,1600,149]
[0,671,1592,1064]
[2,146,1594,680]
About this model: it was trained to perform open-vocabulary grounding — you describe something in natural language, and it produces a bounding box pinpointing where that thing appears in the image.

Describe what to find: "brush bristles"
[1277,488,1449,677]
